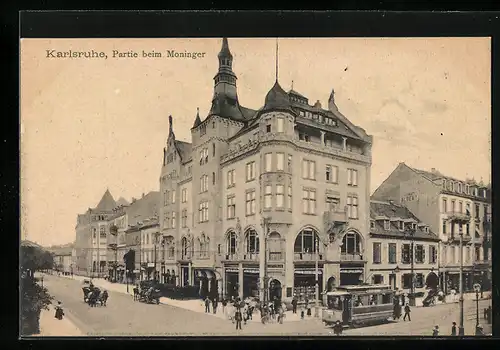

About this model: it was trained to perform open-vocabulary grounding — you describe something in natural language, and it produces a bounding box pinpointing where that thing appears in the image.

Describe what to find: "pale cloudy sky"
[20,37,491,246]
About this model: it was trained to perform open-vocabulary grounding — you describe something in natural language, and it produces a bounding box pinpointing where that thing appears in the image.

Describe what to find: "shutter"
[422,246,426,263]
[401,245,405,262]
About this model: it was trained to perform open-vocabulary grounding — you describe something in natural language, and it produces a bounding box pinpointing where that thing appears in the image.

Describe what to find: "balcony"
[340,253,364,262]
[323,208,348,224]
[447,233,472,243]
[446,211,471,223]
[221,252,259,262]
[294,252,324,261]
[268,251,284,262]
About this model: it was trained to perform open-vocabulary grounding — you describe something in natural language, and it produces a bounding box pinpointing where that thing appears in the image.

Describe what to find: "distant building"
[52,247,73,275]
[74,189,117,276]
[159,38,373,302]
[372,162,491,293]
[107,192,159,282]
[368,200,440,294]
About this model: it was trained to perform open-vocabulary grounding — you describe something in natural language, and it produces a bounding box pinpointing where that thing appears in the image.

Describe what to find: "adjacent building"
[74,189,118,275]
[159,38,373,303]
[368,200,440,294]
[51,246,74,275]
[372,162,491,293]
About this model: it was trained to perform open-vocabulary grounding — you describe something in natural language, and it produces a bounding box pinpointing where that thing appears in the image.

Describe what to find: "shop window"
[341,231,362,256]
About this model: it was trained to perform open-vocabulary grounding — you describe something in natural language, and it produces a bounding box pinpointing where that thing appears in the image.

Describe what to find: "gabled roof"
[288,89,308,100]
[21,240,44,248]
[116,197,130,207]
[174,140,192,163]
[126,191,160,227]
[94,189,117,212]
[370,200,439,241]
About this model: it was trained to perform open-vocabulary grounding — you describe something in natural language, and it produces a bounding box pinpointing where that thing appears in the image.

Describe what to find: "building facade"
[372,163,492,293]
[74,189,118,276]
[368,200,440,295]
[53,248,74,275]
[159,38,373,303]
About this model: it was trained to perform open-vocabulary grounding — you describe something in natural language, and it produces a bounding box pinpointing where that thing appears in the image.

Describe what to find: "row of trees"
[20,243,55,335]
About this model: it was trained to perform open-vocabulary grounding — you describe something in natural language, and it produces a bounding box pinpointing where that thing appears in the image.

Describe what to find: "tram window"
[327,296,343,310]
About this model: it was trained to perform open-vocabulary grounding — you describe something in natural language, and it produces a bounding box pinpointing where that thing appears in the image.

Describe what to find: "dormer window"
[442,180,447,189]
[447,182,453,191]
[370,221,375,229]
[399,221,404,231]
[384,221,390,230]
[277,117,284,133]
[458,183,462,193]
[266,124,272,133]
[412,223,416,230]
[424,227,429,233]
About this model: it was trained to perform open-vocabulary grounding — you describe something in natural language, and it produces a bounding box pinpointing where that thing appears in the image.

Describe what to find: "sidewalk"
[414,291,491,308]
[37,304,83,336]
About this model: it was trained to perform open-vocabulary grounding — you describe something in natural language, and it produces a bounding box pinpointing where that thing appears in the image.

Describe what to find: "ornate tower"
[209,38,244,120]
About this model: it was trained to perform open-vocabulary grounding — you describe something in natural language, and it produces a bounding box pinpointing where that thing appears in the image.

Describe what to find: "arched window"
[294,228,320,253]
[226,231,237,255]
[341,231,362,256]
[245,229,259,253]
[212,143,216,156]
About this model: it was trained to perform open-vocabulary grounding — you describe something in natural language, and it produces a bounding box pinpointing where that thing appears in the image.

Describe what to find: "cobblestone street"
[41,274,491,337]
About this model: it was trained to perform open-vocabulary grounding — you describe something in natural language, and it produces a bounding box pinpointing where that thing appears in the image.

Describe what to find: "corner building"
[159,38,373,303]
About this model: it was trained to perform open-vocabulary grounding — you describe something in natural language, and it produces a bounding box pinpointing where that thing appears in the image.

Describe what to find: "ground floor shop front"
[440,266,492,294]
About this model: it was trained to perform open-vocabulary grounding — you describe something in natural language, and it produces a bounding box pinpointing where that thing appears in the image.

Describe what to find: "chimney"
[142,193,145,198]
[131,197,136,203]
[431,168,436,173]
[314,100,322,109]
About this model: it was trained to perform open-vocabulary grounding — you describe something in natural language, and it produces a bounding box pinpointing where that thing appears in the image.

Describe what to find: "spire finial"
[291,80,294,90]
[197,107,199,116]
[275,38,279,82]
[168,115,173,133]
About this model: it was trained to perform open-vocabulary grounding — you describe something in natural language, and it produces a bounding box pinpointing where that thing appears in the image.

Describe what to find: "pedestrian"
[432,325,439,337]
[403,303,411,321]
[204,297,211,313]
[222,297,227,315]
[333,320,343,336]
[292,297,298,314]
[54,301,64,320]
[306,301,312,317]
[476,324,485,336]
[242,303,249,325]
[451,322,457,336]
[235,308,243,330]
[401,294,406,306]
[300,306,305,320]
[278,306,285,324]
[213,297,218,314]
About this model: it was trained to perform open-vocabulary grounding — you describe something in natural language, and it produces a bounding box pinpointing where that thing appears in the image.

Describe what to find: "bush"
[20,276,53,335]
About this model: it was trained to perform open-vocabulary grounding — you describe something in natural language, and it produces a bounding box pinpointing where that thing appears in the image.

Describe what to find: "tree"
[20,244,55,335]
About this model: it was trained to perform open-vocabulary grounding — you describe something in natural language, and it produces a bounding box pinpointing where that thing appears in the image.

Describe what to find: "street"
[42,275,491,336]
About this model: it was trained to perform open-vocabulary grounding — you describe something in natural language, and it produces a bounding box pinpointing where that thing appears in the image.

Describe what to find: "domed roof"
[263,81,292,112]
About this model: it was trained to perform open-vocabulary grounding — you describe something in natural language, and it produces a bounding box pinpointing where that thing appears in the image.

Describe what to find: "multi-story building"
[74,189,118,276]
[372,162,491,293]
[107,192,159,282]
[368,200,440,295]
[52,247,74,276]
[159,38,373,303]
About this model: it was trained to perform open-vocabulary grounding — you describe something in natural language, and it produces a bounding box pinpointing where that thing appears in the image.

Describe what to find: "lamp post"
[393,265,400,290]
[458,228,465,336]
[126,269,130,293]
[153,232,160,283]
[314,239,320,318]
[260,217,270,323]
[474,283,481,333]
[404,227,416,306]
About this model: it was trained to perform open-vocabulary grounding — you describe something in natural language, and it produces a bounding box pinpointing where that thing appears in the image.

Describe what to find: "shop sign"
[225,268,239,273]
[268,264,283,269]
[147,263,155,268]
[244,268,259,274]
[295,269,323,275]
[340,269,363,274]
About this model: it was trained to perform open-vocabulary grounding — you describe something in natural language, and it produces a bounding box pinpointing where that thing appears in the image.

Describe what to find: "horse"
[87,289,101,307]
[99,290,109,306]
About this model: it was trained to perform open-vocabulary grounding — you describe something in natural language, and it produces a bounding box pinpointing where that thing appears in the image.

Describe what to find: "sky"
[20,37,491,247]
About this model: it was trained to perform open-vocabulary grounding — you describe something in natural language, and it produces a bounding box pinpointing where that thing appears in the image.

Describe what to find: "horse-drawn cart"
[136,280,161,304]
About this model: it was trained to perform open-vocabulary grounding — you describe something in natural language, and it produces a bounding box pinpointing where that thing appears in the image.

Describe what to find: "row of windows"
[442,220,479,237]
[372,243,438,265]
[297,109,338,127]
[371,220,429,233]
[441,245,483,264]
[233,159,356,186]
[372,273,427,289]
[443,179,488,198]
[164,188,189,206]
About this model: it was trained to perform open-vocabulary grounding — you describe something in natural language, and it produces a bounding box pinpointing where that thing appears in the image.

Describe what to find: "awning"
[225,268,260,274]
[196,269,218,279]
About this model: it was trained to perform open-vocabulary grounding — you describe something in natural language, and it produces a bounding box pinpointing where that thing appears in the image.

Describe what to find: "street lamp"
[314,239,320,318]
[404,226,416,307]
[458,226,465,336]
[474,283,481,333]
[260,217,271,323]
[153,232,161,283]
